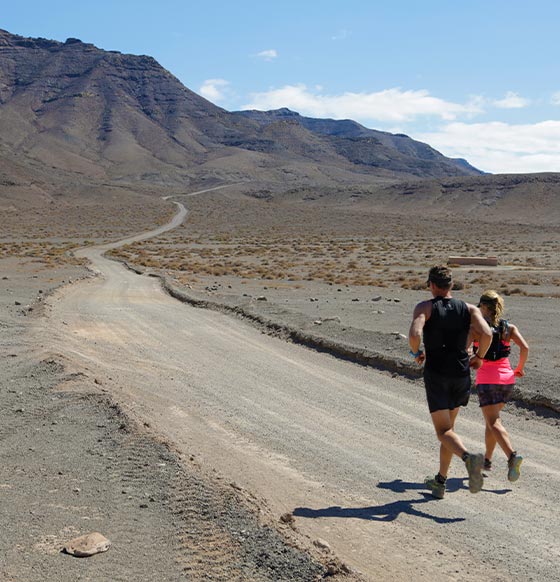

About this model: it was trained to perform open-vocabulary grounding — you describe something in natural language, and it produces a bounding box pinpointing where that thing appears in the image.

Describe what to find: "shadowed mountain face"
[0,29,483,201]
[0,30,244,184]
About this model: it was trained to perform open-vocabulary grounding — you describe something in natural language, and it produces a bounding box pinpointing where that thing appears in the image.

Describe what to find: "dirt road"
[43,202,560,581]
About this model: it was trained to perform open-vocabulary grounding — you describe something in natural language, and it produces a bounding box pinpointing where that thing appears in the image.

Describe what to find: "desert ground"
[1,188,559,581]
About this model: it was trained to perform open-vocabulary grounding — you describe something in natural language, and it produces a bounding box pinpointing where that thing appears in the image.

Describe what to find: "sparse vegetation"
[106,193,560,294]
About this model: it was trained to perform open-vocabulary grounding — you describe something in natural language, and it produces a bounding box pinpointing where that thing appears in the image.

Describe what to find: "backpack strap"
[499,319,510,341]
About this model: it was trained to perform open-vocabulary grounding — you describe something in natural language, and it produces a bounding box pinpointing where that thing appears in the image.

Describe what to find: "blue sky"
[3,0,560,174]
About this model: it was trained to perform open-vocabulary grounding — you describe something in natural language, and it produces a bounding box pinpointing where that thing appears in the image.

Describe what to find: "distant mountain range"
[0,29,483,202]
[237,108,480,176]
[2,28,560,224]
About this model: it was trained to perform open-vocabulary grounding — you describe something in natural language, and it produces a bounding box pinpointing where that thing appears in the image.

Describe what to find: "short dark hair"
[427,265,453,289]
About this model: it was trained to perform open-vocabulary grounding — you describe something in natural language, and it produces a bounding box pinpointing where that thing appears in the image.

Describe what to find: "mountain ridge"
[236,107,482,176]
[0,28,483,202]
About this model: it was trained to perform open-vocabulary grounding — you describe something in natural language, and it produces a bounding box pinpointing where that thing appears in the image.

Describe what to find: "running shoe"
[465,453,484,493]
[508,454,523,482]
[424,475,445,499]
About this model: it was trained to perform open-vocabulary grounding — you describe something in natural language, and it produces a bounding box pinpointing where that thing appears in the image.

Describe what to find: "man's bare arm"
[409,301,430,363]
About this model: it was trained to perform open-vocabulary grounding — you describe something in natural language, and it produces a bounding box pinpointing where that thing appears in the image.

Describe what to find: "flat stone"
[63,532,111,557]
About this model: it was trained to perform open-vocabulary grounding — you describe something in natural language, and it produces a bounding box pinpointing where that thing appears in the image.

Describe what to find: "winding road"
[43,196,560,581]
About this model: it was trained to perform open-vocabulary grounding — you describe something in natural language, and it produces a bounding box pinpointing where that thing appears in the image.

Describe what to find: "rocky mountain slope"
[0,29,481,204]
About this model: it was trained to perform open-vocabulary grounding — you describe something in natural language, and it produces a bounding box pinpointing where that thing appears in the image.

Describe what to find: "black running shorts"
[423,368,471,413]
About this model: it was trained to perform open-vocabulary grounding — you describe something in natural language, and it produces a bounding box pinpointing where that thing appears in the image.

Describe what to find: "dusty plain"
[1,189,559,581]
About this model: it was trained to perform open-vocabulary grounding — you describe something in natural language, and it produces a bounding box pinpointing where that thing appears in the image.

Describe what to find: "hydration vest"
[477,319,511,361]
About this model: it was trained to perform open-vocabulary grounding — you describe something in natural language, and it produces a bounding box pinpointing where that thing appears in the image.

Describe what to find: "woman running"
[471,290,529,482]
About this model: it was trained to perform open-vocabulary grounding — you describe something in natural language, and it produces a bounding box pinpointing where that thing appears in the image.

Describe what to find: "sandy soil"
[0,189,357,581]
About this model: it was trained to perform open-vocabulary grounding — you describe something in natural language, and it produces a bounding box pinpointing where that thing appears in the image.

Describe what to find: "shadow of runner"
[377,477,466,494]
[377,478,511,496]
[294,494,465,524]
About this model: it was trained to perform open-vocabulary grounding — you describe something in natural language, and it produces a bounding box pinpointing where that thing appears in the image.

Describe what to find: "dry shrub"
[452,280,466,290]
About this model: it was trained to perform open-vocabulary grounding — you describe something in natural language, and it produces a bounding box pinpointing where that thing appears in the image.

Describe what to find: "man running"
[409,265,492,499]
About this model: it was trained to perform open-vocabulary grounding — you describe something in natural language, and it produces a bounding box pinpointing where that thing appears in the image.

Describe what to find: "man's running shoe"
[465,453,484,493]
[424,475,445,499]
[508,454,523,482]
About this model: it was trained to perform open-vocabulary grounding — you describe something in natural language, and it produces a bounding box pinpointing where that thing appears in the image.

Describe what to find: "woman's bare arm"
[509,324,529,376]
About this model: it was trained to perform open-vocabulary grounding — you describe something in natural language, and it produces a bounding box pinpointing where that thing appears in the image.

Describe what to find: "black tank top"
[423,297,471,376]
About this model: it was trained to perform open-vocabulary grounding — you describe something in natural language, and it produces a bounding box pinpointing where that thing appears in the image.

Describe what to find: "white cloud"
[256,49,278,61]
[331,29,349,41]
[199,78,230,102]
[551,91,560,105]
[493,91,530,109]
[416,121,560,174]
[237,81,558,173]
[243,84,484,122]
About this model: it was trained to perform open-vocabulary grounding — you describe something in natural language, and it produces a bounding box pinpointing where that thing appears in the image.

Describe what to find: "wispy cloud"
[256,49,278,61]
[493,91,530,109]
[331,29,349,41]
[417,121,560,173]
[243,84,484,122]
[199,78,230,102]
[238,81,557,172]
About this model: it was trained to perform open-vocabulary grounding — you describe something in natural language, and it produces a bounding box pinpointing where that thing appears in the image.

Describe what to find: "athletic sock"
[461,452,469,463]
[508,451,517,463]
[436,472,447,484]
